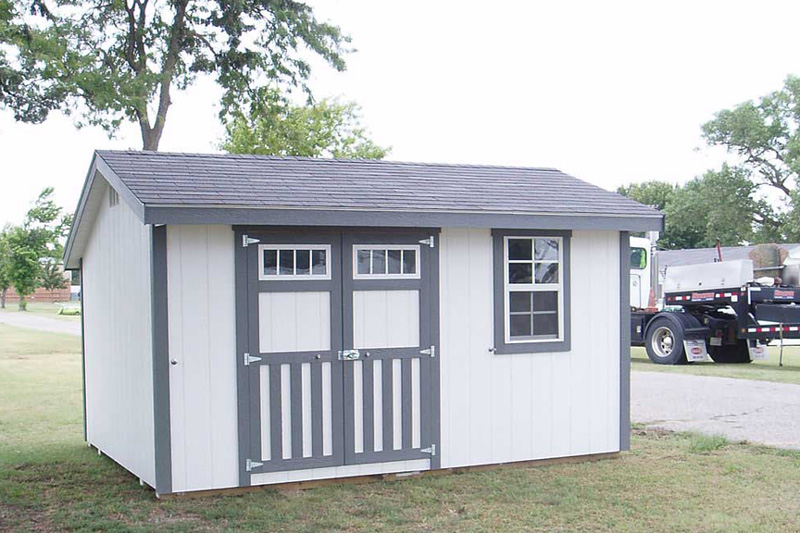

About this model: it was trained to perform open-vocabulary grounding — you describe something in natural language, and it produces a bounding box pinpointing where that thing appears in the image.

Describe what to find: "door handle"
[338,349,360,361]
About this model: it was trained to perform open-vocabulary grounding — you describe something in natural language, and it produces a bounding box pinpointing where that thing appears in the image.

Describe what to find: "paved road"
[0,310,81,336]
[632,371,800,450]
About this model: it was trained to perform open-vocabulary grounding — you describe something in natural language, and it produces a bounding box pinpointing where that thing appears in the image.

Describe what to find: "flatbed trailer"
[632,284,800,364]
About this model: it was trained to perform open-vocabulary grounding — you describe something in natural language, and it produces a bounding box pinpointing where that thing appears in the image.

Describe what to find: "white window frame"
[258,244,332,281]
[352,244,422,280]
[503,235,565,344]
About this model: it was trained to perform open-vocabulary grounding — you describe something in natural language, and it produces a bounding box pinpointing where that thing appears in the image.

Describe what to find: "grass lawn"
[0,301,81,321]
[632,345,800,385]
[2,325,800,531]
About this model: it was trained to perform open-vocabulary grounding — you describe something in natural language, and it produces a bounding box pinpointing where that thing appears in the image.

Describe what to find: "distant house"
[63,150,662,496]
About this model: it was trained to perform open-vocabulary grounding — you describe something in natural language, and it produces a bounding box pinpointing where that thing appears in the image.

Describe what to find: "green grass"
[2,326,800,531]
[0,301,81,321]
[632,345,800,385]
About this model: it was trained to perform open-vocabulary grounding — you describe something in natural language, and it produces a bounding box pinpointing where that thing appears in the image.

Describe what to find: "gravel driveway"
[632,371,800,450]
[0,310,81,336]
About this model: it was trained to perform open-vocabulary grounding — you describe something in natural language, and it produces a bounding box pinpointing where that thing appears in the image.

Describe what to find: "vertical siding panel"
[467,229,495,465]
[84,187,154,487]
[167,225,238,492]
[205,226,238,487]
[167,226,187,491]
[440,229,472,467]
[439,228,620,469]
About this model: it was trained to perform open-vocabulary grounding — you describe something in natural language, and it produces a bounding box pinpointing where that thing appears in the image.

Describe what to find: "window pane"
[388,250,402,274]
[312,250,327,275]
[533,313,558,337]
[631,248,647,269]
[534,238,559,261]
[510,292,532,312]
[508,239,532,260]
[402,250,417,274]
[508,263,532,284]
[535,262,559,284]
[357,250,371,274]
[263,249,278,276]
[533,291,558,313]
[510,314,532,337]
[279,250,294,275]
[296,249,311,275]
[372,250,386,274]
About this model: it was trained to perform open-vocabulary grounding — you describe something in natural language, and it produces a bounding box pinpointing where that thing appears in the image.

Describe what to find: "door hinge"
[421,444,436,456]
[244,353,262,366]
[242,234,261,247]
[246,459,263,472]
[420,345,436,358]
[419,235,435,248]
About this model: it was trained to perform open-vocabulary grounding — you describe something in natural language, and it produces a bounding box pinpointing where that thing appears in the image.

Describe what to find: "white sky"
[2,0,799,226]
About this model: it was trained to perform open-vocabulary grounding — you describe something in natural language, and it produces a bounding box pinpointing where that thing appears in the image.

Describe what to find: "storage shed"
[63,151,663,496]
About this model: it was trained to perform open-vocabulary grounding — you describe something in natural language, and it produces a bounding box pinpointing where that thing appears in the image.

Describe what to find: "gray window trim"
[492,229,572,355]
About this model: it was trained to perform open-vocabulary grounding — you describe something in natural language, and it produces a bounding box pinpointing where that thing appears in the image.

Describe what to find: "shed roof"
[64,150,663,268]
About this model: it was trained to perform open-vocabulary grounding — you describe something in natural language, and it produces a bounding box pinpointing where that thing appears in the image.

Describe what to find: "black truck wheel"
[644,315,689,365]
[708,341,752,364]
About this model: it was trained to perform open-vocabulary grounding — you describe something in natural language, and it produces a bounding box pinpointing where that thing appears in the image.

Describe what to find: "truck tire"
[708,341,752,364]
[644,314,689,365]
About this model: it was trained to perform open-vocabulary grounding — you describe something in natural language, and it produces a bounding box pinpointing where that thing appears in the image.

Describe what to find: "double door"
[235,228,439,476]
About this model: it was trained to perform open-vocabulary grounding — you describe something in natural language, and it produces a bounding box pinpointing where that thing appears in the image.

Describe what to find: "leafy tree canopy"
[619,166,781,250]
[616,181,676,212]
[0,0,350,150]
[5,188,72,309]
[222,89,389,159]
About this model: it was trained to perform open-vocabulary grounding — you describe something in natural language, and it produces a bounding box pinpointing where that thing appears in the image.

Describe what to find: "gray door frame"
[234,226,441,486]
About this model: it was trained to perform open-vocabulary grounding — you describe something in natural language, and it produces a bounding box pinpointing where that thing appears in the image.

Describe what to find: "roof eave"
[63,152,147,269]
[143,204,664,232]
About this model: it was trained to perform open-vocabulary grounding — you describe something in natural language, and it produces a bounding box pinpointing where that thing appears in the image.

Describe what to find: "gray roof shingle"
[96,150,662,218]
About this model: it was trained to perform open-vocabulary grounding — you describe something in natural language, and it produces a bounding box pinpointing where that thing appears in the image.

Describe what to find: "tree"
[39,260,68,299]
[1,0,350,150]
[222,91,389,159]
[701,75,800,238]
[616,181,676,212]
[6,188,71,310]
[0,227,11,309]
[618,166,780,250]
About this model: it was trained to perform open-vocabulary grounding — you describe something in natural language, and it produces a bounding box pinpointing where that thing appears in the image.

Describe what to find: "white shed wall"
[439,228,620,468]
[167,225,239,492]
[83,182,155,486]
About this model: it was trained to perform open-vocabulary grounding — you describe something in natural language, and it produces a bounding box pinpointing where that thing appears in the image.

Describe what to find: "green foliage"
[1,0,350,150]
[702,76,800,199]
[222,90,389,159]
[616,181,676,212]
[39,261,67,292]
[4,188,71,310]
[0,227,11,308]
[619,166,780,249]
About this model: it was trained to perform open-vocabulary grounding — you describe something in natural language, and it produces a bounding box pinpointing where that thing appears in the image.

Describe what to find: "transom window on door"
[258,244,331,280]
[353,245,420,279]
[492,230,571,354]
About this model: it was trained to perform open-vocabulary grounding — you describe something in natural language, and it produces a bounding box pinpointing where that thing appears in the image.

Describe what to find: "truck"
[629,235,800,365]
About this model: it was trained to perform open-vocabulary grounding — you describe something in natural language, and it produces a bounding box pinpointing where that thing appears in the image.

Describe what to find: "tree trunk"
[18,294,26,311]
[1,288,6,309]
[142,126,164,151]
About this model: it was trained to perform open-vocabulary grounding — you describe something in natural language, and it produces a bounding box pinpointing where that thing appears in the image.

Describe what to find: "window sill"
[493,339,571,355]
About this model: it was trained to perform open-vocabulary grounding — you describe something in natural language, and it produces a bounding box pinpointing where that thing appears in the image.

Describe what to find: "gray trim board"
[234,227,252,487]
[79,259,87,442]
[619,231,631,451]
[151,225,172,494]
[145,206,662,232]
[491,229,572,355]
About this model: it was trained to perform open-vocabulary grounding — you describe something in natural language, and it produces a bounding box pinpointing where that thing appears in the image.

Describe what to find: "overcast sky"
[2,0,799,226]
